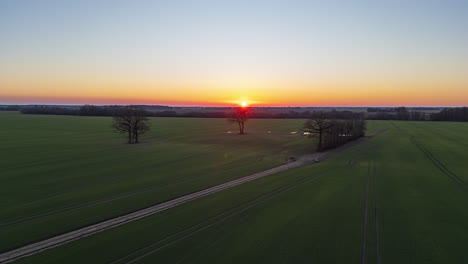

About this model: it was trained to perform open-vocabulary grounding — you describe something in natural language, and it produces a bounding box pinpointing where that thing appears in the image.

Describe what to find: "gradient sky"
[1,0,467,106]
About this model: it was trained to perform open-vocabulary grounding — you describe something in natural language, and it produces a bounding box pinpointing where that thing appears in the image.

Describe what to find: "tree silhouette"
[303,112,334,151]
[228,107,250,134]
[303,112,367,151]
[112,107,151,143]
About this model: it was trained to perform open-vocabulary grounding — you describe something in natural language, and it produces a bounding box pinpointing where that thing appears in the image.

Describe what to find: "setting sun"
[241,101,247,107]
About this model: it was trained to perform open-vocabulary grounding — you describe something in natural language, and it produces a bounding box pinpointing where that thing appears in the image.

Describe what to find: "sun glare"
[241,101,247,107]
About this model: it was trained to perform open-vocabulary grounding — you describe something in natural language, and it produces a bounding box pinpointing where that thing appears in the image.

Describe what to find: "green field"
[0,112,311,252]
[3,112,468,263]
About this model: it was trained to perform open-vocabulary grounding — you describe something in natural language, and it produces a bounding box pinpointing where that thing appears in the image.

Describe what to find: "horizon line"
[0,103,462,108]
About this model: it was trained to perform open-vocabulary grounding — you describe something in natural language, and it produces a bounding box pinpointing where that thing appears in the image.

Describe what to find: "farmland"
[2,112,468,263]
[0,112,311,252]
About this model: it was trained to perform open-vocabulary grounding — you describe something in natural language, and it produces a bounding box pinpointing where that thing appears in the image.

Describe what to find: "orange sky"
[1,76,467,106]
[1,1,467,107]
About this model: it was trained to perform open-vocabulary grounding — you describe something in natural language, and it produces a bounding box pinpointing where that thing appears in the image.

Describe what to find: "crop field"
[0,112,311,252]
[2,112,468,263]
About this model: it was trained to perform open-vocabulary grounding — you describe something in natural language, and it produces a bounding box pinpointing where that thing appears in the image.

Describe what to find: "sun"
[241,101,247,107]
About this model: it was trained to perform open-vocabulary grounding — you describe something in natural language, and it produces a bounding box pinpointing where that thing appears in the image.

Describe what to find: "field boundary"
[0,129,386,264]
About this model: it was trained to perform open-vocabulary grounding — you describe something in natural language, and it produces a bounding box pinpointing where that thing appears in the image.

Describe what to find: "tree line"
[21,106,78,115]
[367,107,426,121]
[367,107,468,122]
[19,105,369,119]
[303,112,366,151]
[0,105,22,111]
[15,105,468,122]
[430,107,468,122]
[20,105,134,116]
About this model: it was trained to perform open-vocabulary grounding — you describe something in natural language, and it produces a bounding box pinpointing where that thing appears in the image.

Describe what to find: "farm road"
[0,129,386,264]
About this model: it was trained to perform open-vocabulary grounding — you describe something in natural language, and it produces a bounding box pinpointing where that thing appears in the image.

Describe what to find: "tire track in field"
[373,160,382,264]
[361,160,371,264]
[116,157,364,264]
[8,152,206,206]
[409,136,466,189]
[1,152,206,220]
[361,159,382,264]
[0,155,263,228]
[116,155,369,264]
[393,122,465,188]
[0,177,198,228]
[109,166,346,264]
[0,155,339,263]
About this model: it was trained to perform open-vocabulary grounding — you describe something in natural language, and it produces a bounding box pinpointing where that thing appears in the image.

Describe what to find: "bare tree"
[228,107,250,134]
[112,107,133,144]
[303,112,334,151]
[112,107,151,144]
[132,109,151,143]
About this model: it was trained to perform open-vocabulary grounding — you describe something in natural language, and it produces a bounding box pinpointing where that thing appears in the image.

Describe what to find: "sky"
[0,0,467,106]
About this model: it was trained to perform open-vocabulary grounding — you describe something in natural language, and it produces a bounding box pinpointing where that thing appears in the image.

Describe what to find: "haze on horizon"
[1,0,467,107]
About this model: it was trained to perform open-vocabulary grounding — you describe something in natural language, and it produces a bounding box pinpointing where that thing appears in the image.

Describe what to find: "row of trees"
[20,105,135,116]
[0,105,22,111]
[15,105,468,122]
[21,106,78,115]
[367,107,468,122]
[368,107,439,112]
[430,107,468,121]
[18,105,375,119]
[79,105,121,116]
[367,107,427,121]
[303,113,366,151]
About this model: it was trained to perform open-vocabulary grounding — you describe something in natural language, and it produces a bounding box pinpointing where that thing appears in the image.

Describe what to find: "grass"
[14,149,365,264]
[0,112,312,252]
[4,113,468,263]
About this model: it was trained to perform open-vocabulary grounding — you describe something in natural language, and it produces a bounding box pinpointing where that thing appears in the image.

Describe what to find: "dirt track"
[0,129,386,264]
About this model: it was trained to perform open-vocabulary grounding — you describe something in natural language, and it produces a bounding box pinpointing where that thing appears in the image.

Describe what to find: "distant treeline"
[367,107,439,112]
[78,106,367,119]
[367,107,400,112]
[152,109,366,119]
[20,105,128,116]
[19,105,366,119]
[0,105,22,111]
[21,106,78,115]
[430,107,468,122]
[263,109,364,120]
[367,107,426,121]
[367,106,468,122]
[14,105,468,122]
